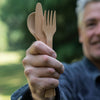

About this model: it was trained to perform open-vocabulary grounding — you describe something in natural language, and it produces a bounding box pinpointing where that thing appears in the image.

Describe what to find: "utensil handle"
[46,35,53,48]
[44,35,56,97]
[45,89,56,97]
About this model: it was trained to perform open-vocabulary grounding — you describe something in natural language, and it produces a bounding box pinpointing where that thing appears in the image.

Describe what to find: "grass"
[0,51,27,100]
[0,95,10,100]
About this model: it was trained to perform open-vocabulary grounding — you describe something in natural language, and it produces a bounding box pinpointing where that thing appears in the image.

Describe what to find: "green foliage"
[0,0,83,62]
[0,51,26,98]
[0,64,27,95]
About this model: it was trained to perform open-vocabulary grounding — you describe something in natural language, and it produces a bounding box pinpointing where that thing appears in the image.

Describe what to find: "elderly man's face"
[79,2,100,61]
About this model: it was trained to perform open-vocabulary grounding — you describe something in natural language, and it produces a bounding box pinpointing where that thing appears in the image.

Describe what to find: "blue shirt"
[11,57,100,100]
[58,57,100,100]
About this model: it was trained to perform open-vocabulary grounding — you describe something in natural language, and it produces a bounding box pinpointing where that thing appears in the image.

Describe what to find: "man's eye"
[86,23,96,27]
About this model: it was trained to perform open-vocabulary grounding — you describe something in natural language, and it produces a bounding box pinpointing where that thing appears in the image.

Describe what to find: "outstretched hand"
[22,41,64,100]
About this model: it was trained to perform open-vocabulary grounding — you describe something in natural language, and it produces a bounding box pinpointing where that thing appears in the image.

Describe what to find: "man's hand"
[22,41,64,100]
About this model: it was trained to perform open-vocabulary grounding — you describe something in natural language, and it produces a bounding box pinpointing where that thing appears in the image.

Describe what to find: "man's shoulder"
[59,58,88,88]
[63,58,85,72]
[61,58,87,80]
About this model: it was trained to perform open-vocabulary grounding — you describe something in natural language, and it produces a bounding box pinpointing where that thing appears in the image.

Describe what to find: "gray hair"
[76,0,100,26]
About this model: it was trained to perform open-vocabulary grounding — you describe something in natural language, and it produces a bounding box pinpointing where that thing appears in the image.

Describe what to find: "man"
[11,0,100,100]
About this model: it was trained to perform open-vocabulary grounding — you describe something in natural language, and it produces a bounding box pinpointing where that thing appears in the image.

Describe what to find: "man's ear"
[78,27,83,43]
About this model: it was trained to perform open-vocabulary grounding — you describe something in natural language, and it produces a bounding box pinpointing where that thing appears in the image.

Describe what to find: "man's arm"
[11,62,76,100]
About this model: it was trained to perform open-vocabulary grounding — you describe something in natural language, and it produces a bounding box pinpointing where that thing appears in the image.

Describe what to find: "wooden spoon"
[27,4,46,43]
[27,12,39,40]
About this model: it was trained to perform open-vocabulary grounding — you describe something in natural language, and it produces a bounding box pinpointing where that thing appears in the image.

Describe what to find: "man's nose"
[95,23,100,36]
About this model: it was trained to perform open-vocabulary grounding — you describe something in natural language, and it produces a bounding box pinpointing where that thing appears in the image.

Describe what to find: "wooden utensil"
[35,3,46,43]
[43,10,56,97]
[43,10,56,48]
[27,2,56,98]
[27,12,39,40]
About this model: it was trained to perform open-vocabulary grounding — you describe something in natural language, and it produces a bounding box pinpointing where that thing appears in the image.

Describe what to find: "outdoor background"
[0,0,83,99]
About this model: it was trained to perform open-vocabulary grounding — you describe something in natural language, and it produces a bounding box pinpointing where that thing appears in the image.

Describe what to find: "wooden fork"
[43,10,56,48]
[43,10,56,97]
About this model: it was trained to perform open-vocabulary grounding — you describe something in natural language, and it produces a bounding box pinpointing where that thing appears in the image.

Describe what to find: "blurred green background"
[0,0,83,99]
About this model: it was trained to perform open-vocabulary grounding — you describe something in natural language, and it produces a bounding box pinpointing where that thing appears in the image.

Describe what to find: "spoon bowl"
[27,12,39,40]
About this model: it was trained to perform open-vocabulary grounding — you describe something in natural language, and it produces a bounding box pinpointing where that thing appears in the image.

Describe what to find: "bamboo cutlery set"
[27,2,56,97]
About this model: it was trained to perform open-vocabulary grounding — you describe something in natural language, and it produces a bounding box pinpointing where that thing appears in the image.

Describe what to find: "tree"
[1,0,83,62]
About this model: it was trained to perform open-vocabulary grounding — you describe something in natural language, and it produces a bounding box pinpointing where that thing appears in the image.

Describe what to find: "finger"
[24,66,60,79]
[29,77,59,93]
[24,66,59,99]
[26,41,57,58]
[23,55,64,74]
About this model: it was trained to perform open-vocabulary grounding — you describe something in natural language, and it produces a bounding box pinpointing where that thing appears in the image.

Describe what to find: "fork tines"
[44,10,56,27]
